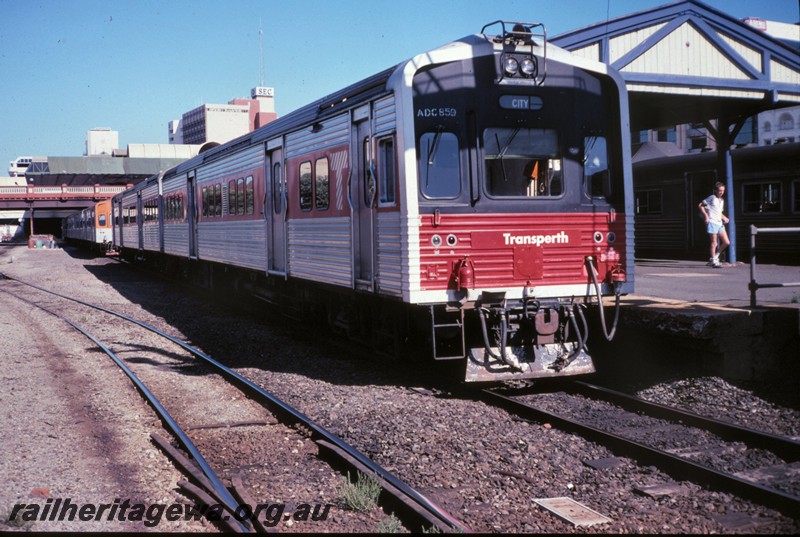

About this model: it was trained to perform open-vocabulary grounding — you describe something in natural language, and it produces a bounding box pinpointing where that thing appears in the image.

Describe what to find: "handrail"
[749,225,800,307]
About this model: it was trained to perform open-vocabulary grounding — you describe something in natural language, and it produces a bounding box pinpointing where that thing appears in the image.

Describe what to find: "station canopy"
[551,0,800,131]
[22,155,191,186]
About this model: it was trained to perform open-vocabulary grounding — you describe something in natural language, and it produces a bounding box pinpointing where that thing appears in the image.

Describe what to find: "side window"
[743,182,782,213]
[273,163,283,214]
[584,135,611,198]
[378,137,396,206]
[634,189,662,215]
[237,178,245,215]
[299,161,313,211]
[315,158,329,210]
[228,180,237,216]
[246,175,254,214]
[364,138,376,206]
[419,131,460,199]
[214,184,222,217]
[202,187,209,217]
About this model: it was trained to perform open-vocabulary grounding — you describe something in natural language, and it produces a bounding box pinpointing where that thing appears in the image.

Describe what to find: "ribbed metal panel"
[197,220,267,271]
[141,182,159,199]
[286,113,349,158]
[373,95,396,135]
[142,224,159,251]
[287,217,352,287]
[163,224,189,257]
[122,224,138,249]
[375,212,404,297]
[163,176,185,195]
[197,145,263,186]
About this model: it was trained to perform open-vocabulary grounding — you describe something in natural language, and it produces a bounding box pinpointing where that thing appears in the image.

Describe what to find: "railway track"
[478,380,800,519]
[0,272,470,533]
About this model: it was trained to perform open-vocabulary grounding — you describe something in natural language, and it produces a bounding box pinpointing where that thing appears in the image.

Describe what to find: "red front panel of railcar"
[419,212,627,291]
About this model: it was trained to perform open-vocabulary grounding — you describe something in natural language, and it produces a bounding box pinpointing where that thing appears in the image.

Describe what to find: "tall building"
[169,86,277,146]
[758,107,800,145]
[85,128,119,156]
[746,18,800,146]
[180,103,250,145]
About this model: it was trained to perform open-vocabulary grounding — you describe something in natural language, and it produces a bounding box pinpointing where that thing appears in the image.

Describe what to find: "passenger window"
[635,189,662,215]
[273,163,283,214]
[483,128,562,197]
[246,176,254,214]
[315,158,329,210]
[237,178,245,215]
[378,137,396,206]
[202,187,209,217]
[584,135,611,198]
[743,182,782,213]
[299,162,312,211]
[228,180,236,215]
[364,138,376,207]
[419,131,460,199]
[215,184,222,217]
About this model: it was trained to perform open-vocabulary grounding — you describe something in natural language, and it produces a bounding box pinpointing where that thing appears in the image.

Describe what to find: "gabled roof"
[552,0,800,130]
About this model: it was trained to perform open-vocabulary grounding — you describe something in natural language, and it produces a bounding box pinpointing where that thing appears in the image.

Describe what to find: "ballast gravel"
[1,244,798,533]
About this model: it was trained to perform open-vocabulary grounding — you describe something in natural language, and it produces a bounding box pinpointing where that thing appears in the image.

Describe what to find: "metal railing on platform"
[749,225,800,307]
[0,184,130,201]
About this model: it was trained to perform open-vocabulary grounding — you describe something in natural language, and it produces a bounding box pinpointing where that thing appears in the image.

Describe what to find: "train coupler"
[466,299,594,382]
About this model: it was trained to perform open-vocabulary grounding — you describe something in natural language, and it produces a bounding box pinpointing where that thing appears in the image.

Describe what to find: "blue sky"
[1,0,797,170]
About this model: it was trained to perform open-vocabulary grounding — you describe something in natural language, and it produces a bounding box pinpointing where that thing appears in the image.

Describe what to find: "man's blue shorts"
[707,222,724,234]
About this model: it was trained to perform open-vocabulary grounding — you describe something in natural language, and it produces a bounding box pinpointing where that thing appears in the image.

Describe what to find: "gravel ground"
[1,243,799,533]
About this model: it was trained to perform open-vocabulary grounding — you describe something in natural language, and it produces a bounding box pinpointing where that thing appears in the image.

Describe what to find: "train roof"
[116,28,603,200]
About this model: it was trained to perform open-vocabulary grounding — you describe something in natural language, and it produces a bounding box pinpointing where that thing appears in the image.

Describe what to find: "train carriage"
[633,142,800,264]
[63,199,113,250]
[162,174,190,257]
[112,22,634,382]
[141,179,161,252]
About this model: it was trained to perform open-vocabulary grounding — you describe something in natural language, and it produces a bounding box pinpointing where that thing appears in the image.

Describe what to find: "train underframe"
[120,248,603,382]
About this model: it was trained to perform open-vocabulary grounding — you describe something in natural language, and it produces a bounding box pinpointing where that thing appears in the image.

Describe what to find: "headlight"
[520,57,537,77]
[503,56,519,76]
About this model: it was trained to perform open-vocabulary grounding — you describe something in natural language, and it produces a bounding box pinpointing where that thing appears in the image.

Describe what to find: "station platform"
[631,259,800,310]
[589,260,800,388]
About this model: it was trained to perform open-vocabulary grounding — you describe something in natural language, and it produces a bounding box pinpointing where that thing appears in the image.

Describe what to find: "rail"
[0,183,131,201]
[749,225,800,307]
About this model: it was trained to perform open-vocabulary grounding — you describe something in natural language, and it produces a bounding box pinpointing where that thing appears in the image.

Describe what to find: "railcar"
[633,142,800,264]
[62,199,114,252]
[112,22,634,382]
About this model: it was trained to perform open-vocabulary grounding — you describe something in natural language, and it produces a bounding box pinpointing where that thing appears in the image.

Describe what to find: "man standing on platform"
[698,181,730,268]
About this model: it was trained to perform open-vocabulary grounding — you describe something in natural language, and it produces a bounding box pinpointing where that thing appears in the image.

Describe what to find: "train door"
[352,107,375,291]
[113,201,121,248]
[187,172,198,258]
[266,144,286,275]
[136,191,144,250]
[688,170,717,258]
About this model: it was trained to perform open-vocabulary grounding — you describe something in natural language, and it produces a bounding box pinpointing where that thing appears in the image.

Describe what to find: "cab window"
[483,127,562,198]
[419,131,460,199]
[584,135,612,198]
